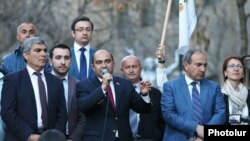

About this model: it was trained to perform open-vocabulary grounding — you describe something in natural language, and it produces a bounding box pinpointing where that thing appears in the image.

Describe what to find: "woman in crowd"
[222,56,250,124]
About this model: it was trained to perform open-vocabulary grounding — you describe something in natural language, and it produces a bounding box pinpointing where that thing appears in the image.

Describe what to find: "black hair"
[49,43,71,59]
[71,16,94,31]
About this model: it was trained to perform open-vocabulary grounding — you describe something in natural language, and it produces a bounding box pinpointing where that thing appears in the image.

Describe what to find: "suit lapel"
[44,73,52,108]
[22,69,37,106]
[68,76,77,110]
[70,48,80,78]
[179,75,193,110]
[200,80,209,112]
[88,48,95,77]
[113,77,121,113]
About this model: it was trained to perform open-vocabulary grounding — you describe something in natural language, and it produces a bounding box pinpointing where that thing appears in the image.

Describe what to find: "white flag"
[178,0,197,55]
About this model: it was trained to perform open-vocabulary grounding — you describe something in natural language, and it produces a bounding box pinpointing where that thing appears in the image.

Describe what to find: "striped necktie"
[191,81,203,124]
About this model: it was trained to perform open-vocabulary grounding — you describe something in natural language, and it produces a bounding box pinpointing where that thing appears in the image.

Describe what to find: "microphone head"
[101,68,109,75]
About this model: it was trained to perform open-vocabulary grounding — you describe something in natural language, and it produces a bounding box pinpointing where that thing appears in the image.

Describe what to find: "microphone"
[101,68,109,76]
[101,68,112,82]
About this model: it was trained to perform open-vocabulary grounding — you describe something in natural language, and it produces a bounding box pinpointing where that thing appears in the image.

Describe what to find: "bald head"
[120,55,141,68]
[92,49,115,78]
[120,55,142,84]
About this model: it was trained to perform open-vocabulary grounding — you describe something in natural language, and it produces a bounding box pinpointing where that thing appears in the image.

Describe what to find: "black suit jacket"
[137,87,165,141]
[1,68,67,141]
[76,76,151,141]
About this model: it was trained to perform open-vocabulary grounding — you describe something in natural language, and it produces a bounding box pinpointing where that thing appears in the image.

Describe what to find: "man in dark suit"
[161,49,226,141]
[76,49,152,141]
[0,68,5,141]
[49,43,86,141]
[69,16,96,80]
[1,37,67,141]
[120,55,165,141]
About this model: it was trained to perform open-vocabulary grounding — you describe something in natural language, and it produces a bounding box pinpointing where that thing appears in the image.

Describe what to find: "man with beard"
[49,43,86,141]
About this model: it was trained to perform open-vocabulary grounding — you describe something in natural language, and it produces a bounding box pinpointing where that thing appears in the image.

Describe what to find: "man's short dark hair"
[49,43,71,59]
[38,129,66,141]
[71,16,94,31]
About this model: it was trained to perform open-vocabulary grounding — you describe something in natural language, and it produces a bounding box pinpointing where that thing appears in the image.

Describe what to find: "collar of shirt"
[184,74,200,86]
[51,70,68,81]
[14,45,22,55]
[26,65,45,78]
[185,74,201,95]
[0,72,3,79]
[74,42,91,53]
[133,82,141,93]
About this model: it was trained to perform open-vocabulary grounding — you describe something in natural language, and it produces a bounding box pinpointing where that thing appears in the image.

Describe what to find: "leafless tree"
[236,0,249,55]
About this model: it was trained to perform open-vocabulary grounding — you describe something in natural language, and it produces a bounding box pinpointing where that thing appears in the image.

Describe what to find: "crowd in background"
[0,15,249,141]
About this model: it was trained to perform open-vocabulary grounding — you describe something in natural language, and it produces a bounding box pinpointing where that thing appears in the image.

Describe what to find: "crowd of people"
[0,15,249,141]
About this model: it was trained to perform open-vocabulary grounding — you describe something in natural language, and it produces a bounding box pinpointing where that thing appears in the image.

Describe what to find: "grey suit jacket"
[161,75,226,141]
[67,75,86,141]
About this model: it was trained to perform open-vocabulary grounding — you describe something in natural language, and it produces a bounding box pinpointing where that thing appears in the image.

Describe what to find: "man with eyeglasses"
[69,16,96,80]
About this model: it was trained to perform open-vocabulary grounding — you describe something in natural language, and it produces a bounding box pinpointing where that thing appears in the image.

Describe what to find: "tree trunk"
[236,0,248,55]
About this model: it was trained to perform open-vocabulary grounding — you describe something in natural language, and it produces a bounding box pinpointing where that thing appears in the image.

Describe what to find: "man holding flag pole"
[158,1,226,141]
[155,0,197,92]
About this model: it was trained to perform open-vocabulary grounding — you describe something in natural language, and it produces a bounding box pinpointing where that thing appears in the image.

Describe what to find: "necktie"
[34,72,48,128]
[106,85,115,110]
[62,78,69,134]
[61,78,68,112]
[130,110,138,137]
[191,82,203,124]
[79,48,87,80]
[129,85,139,137]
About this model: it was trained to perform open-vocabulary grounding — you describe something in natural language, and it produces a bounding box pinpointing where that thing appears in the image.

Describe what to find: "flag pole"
[160,0,173,48]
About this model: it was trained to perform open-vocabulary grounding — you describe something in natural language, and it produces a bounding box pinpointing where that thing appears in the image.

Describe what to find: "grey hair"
[21,37,47,53]
[17,23,37,34]
[182,49,206,64]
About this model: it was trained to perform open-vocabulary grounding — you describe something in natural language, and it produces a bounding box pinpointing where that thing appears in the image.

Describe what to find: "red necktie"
[106,86,115,110]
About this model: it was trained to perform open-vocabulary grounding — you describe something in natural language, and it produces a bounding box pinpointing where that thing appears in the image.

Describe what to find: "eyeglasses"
[74,28,92,32]
[227,64,243,69]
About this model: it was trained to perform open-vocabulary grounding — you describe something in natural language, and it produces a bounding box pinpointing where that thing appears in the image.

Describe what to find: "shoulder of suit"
[113,76,128,83]
[151,87,162,94]
[201,78,220,86]
[45,72,61,80]
[4,69,24,80]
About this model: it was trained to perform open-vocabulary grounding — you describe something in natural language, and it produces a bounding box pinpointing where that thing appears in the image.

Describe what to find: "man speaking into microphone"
[76,49,152,141]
